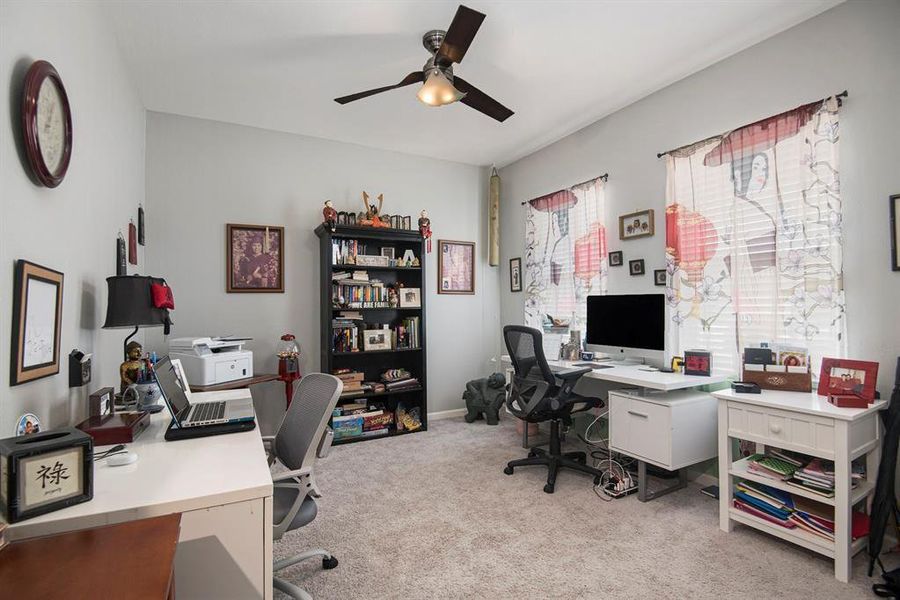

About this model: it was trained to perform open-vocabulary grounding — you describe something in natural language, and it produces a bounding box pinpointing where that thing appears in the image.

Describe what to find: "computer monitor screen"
[586,294,665,351]
[155,355,192,419]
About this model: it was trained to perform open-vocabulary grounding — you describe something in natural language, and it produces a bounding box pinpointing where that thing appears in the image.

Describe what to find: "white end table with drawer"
[713,388,886,582]
[608,389,719,501]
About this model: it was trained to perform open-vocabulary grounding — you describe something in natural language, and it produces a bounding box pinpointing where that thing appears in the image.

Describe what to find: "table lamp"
[102,275,172,360]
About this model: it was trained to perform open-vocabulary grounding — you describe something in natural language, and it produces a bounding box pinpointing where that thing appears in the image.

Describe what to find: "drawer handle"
[627,410,649,418]
[769,423,782,434]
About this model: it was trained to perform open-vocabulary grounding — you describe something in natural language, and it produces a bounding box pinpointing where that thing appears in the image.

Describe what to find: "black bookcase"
[315,224,428,444]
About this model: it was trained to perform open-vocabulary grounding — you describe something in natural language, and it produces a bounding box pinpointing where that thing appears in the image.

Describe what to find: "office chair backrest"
[274,373,342,471]
[503,325,556,387]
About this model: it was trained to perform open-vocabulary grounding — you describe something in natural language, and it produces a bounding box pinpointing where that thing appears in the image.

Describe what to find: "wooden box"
[741,366,812,392]
[75,412,150,446]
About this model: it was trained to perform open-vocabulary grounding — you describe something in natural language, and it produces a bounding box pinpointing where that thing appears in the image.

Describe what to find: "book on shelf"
[733,499,796,529]
[745,453,798,480]
[384,378,420,391]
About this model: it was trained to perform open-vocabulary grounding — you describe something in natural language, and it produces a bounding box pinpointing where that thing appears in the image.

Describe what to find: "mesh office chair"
[262,373,343,600]
[503,325,606,493]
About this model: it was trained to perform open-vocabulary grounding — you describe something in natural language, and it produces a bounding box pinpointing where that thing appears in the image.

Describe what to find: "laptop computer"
[156,356,255,440]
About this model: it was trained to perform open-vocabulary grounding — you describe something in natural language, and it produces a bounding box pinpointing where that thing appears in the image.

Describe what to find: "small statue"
[360,192,389,228]
[463,372,507,425]
[388,287,399,308]
[323,200,337,231]
[120,341,144,393]
[418,210,432,253]
[559,330,581,361]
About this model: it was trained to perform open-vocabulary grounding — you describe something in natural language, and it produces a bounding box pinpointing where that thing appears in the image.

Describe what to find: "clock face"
[36,78,66,175]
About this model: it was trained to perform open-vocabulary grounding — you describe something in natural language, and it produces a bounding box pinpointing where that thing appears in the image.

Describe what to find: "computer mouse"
[108,452,138,467]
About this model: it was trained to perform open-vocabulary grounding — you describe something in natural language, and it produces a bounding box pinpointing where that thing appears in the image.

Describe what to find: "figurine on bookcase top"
[360,192,389,228]
[119,341,144,393]
[418,210,432,253]
[463,372,506,425]
[323,200,337,232]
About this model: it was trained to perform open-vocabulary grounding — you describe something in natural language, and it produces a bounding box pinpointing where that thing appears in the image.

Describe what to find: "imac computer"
[585,294,667,365]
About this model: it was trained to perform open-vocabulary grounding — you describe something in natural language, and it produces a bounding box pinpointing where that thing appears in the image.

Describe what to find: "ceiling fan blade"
[435,5,485,66]
[334,71,424,104]
[453,76,514,123]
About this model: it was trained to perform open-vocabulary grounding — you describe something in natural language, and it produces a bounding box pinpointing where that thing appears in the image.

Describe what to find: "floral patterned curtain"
[665,97,844,376]
[525,176,607,351]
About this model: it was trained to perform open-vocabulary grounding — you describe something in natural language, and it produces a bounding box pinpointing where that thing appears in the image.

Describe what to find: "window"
[524,176,607,354]
[665,98,844,376]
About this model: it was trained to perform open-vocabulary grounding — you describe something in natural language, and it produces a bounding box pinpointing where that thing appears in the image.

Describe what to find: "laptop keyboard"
[188,401,226,424]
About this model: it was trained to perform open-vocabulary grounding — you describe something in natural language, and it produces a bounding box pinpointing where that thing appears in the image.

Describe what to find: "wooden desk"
[6,389,274,598]
[713,388,885,582]
[189,373,279,392]
[0,514,181,600]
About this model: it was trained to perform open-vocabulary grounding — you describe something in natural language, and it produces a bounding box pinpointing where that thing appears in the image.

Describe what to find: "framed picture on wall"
[629,259,645,276]
[654,269,667,286]
[609,251,623,267]
[438,240,475,294]
[891,193,899,271]
[10,260,64,386]
[226,223,284,293]
[509,257,522,292]
[619,209,655,240]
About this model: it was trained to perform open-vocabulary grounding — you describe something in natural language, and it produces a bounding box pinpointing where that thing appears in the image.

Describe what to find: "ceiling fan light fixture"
[416,68,465,107]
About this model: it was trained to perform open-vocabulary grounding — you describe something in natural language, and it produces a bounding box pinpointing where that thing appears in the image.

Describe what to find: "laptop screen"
[155,356,191,421]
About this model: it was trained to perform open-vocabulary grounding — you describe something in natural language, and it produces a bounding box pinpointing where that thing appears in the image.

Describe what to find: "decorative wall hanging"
[438,240,475,294]
[608,251,623,267]
[10,260,64,386]
[509,257,522,292]
[138,205,146,245]
[618,209,655,240]
[654,269,667,286]
[128,220,138,265]
[891,193,899,271]
[227,224,284,293]
[629,259,645,276]
[116,232,127,276]
[21,60,72,188]
[489,166,500,266]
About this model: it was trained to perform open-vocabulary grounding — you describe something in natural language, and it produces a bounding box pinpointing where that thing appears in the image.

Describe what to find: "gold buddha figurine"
[119,341,144,393]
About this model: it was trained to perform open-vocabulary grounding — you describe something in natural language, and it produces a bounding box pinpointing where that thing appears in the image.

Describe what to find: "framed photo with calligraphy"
[438,240,475,295]
[226,224,284,293]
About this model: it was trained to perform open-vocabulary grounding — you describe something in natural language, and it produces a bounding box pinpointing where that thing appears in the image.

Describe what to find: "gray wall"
[0,1,146,432]
[499,0,900,394]
[145,112,501,426]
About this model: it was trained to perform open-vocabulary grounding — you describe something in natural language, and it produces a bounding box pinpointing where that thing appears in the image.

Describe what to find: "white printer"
[168,337,254,387]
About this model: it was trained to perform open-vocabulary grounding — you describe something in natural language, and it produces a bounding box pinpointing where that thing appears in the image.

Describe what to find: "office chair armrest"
[553,367,591,410]
[272,465,313,483]
[555,367,591,381]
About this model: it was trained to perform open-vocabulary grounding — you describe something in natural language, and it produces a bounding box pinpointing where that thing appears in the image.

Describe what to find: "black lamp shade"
[103,275,169,329]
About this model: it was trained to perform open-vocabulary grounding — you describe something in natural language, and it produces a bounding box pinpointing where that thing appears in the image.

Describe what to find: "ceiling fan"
[334,5,514,122]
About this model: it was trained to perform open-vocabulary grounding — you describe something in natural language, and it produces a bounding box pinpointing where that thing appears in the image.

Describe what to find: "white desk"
[713,388,885,582]
[6,389,274,599]
[544,358,728,391]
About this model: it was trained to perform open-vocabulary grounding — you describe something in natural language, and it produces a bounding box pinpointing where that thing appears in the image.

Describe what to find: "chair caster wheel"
[503,466,514,475]
[593,476,602,486]
[322,556,339,570]
[543,484,555,494]
[528,450,537,458]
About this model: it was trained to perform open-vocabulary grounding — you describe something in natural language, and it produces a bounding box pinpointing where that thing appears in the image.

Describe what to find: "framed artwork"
[399,287,421,308]
[619,209,655,240]
[438,240,475,294]
[629,259,645,276]
[891,194,899,271]
[609,251,623,267]
[654,269,667,286]
[226,223,284,293]
[509,257,522,292]
[363,329,392,351]
[380,247,396,259]
[10,260,64,386]
[403,216,412,230]
[817,358,879,400]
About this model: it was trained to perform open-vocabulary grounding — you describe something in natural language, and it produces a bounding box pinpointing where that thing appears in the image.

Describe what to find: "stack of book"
[334,369,366,398]
[394,316,420,349]
[381,368,420,391]
[332,271,389,308]
[332,402,393,441]
[332,239,371,265]
[746,453,800,481]
[733,480,796,528]
[332,316,363,352]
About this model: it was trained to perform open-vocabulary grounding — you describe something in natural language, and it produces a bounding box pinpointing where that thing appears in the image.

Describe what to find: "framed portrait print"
[609,251,623,267]
[509,257,522,292]
[226,224,284,293]
[10,260,64,386]
[891,194,899,271]
[438,240,475,294]
[399,287,421,308]
[629,259,645,276]
[654,269,667,286]
[619,209,655,240]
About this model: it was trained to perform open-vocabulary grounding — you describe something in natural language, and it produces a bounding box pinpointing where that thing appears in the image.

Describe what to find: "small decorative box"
[0,428,93,523]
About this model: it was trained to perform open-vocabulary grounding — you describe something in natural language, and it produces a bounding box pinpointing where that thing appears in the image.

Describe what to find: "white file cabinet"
[608,389,718,500]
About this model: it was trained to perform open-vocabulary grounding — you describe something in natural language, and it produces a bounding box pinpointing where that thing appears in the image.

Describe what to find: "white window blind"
[665,98,844,376]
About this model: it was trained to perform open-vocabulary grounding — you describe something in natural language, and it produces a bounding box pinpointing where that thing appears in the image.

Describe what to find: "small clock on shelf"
[21,60,73,188]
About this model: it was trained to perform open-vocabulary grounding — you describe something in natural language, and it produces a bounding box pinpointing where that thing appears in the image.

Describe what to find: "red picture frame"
[817,358,879,401]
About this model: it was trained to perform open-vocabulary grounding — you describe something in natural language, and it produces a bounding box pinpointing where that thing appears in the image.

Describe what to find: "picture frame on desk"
[817,357,878,401]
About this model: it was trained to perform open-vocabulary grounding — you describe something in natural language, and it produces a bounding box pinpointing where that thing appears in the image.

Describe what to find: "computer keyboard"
[189,401,226,423]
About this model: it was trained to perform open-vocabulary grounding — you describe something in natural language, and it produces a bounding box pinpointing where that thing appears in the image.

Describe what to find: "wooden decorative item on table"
[741,366,812,392]
[21,60,73,188]
[10,260,64,386]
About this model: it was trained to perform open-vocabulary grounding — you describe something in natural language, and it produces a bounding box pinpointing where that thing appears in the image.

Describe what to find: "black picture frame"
[509,257,522,292]
[609,251,623,267]
[10,260,64,386]
[891,194,899,271]
[403,216,412,230]
[629,259,645,276]
[654,269,667,286]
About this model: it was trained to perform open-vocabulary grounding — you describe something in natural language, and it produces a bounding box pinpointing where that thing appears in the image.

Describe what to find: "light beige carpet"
[273,416,893,599]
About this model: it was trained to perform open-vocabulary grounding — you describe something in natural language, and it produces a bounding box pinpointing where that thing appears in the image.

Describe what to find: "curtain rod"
[655,90,848,159]
[520,173,608,206]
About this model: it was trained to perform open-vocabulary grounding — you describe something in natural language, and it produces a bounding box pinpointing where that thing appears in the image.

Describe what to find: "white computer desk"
[5,389,274,599]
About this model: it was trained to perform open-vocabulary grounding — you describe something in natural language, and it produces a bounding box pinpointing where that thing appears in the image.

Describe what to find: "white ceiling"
[102,0,840,167]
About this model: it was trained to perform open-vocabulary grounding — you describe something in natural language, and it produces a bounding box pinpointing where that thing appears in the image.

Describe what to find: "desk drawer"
[726,401,835,458]
[609,394,671,466]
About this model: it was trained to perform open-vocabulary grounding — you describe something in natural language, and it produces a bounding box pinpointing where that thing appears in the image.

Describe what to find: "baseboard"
[427,408,466,421]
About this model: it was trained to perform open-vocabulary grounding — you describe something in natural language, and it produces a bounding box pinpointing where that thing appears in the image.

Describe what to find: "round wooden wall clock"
[21,60,72,188]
